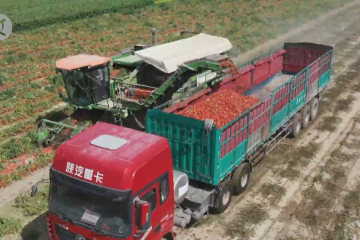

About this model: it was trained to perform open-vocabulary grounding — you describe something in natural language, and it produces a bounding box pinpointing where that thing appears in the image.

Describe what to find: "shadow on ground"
[21,212,49,240]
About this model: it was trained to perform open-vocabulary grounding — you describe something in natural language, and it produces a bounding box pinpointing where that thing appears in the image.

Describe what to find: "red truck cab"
[47,122,175,240]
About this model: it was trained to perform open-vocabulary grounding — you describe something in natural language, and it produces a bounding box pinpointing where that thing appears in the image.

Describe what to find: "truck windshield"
[62,70,93,106]
[49,173,132,238]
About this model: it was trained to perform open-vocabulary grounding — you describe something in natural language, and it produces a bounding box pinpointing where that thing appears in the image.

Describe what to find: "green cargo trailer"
[145,43,333,217]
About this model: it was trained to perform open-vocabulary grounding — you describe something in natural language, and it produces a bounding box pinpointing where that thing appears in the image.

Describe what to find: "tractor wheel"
[300,105,311,129]
[212,180,233,214]
[231,162,251,195]
[289,113,301,138]
[36,138,49,149]
[309,97,319,121]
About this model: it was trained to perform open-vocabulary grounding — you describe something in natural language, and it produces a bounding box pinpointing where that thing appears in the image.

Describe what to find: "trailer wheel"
[301,105,311,129]
[231,162,251,195]
[289,113,301,138]
[310,97,319,121]
[213,180,233,214]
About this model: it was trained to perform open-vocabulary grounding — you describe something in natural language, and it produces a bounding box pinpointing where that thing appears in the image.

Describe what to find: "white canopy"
[135,33,232,74]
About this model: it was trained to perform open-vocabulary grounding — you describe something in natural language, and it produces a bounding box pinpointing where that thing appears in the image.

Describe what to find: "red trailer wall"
[212,65,254,95]
[283,43,333,74]
[220,115,248,158]
[308,53,332,87]
[249,97,272,135]
[219,95,272,158]
[272,81,291,115]
[270,50,286,75]
[253,49,286,86]
[213,49,286,95]
[283,43,333,102]
[291,70,307,100]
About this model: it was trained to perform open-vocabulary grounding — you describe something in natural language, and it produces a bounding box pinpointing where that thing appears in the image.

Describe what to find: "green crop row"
[0,105,74,144]
[0,134,37,164]
[0,152,54,188]
[1,0,352,85]
[2,0,155,31]
[0,105,74,165]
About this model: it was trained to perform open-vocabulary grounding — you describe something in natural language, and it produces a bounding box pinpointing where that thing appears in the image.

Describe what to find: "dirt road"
[175,2,360,240]
[1,1,360,240]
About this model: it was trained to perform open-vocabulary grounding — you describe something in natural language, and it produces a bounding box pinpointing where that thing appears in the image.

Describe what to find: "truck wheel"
[300,105,311,129]
[289,113,301,138]
[310,97,319,121]
[213,180,233,214]
[231,162,251,195]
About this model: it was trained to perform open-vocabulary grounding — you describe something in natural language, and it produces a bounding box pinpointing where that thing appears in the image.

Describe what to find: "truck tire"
[310,97,319,121]
[300,105,311,129]
[213,180,233,214]
[231,162,251,195]
[289,113,301,138]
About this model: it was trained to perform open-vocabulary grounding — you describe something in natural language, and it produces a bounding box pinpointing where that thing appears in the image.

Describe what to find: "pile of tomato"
[178,90,259,128]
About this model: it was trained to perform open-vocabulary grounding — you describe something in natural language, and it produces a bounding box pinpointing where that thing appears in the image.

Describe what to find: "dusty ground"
[175,2,360,239]
[2,1,360,240]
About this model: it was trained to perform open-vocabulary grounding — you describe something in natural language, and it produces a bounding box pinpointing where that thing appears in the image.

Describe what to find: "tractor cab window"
[62,66,111,106]
[62,70,93,106]
[86,67,110,103]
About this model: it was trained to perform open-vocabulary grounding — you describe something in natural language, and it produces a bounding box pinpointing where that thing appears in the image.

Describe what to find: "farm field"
[1,0,360,239]
[0,0,355,189]
[1,0,154,31]
[2,4,360,238]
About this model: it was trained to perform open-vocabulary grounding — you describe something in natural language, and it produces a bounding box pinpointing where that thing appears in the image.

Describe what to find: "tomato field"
[0,0,354,188]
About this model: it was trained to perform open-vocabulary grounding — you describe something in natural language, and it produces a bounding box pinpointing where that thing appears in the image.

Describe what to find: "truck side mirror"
[139,202,151,231]
[134,197,151,233]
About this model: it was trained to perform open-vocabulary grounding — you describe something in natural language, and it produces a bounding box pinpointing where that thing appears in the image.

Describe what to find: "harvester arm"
[36,119,87,148]
[128,68,139,82]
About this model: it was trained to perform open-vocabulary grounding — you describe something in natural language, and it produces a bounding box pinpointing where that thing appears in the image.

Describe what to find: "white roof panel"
[135,33,232,74]
[91,134,128,150]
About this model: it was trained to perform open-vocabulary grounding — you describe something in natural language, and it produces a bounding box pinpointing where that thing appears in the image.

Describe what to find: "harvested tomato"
[178,90,259,128]
[110,69,122,78]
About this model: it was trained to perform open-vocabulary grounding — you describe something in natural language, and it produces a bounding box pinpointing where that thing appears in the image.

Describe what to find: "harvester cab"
[56,54,112,107]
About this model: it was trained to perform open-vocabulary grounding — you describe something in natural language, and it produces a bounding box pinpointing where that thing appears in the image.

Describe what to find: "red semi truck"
[30,42,333,240]
[41,122,180,240]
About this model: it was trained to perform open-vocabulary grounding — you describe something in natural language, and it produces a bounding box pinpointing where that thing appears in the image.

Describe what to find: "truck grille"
[55,226,90,240]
